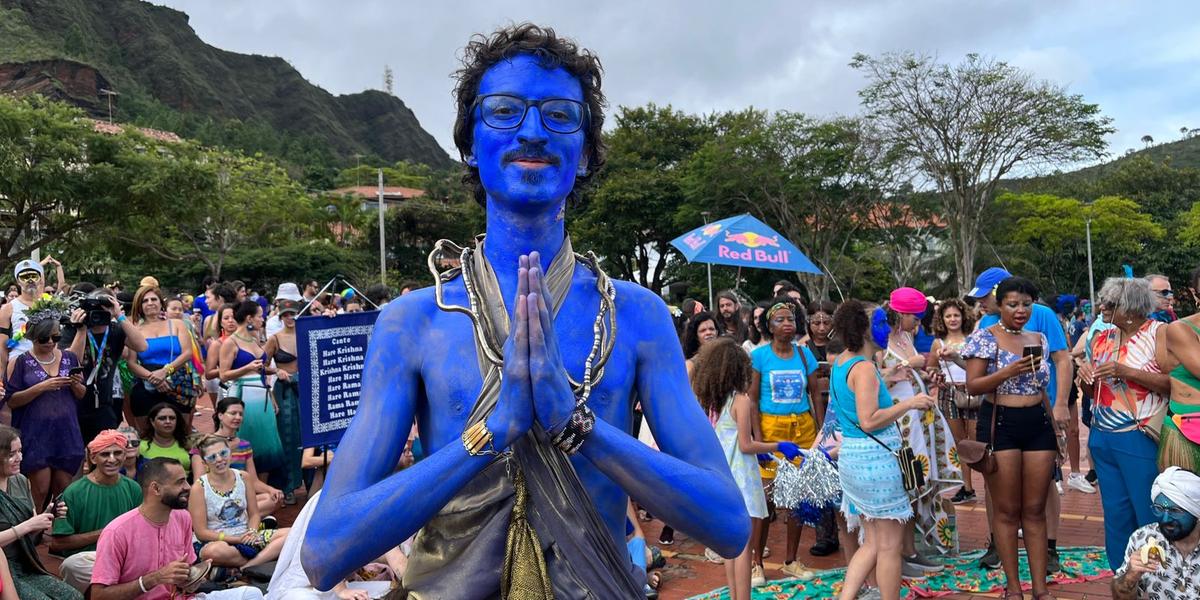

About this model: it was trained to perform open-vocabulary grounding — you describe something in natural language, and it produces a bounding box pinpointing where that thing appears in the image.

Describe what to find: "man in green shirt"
[50,430,142,593]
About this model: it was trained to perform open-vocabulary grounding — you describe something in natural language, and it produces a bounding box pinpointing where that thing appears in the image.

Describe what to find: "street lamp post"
[701,211,713,309]
[1086,212,1095,311]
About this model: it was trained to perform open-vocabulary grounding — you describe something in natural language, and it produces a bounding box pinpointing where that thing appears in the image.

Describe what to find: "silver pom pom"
[770,456,806,509]
[771,452,841,523]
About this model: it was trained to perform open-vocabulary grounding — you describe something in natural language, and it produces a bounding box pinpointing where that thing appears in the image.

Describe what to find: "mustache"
[502,145,560,166]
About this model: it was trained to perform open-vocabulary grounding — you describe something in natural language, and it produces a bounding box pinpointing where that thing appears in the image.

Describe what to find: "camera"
[79,298,113,327]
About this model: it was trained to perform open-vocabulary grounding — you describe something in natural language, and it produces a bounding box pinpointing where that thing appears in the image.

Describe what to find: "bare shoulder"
[612,281,673,328]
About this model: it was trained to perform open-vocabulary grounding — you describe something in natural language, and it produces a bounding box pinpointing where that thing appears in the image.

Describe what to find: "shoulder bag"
[957,340,997,474]
[830,358,926,491]
[164,320,200,409]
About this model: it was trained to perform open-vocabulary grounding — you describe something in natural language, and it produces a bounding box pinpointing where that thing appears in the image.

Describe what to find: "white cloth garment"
[1151,466,1200,518]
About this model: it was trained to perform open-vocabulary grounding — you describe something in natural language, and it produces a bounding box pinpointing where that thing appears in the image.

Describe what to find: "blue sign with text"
[296,311,379,448]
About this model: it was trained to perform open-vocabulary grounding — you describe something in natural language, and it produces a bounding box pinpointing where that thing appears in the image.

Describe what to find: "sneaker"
[900,560,928,579]
[1067,472,1097,494]
[657,530,673,546]
[1085,468,1098,484]
[904,553,944,573]
[1047,547,1061,573]
[780,561,815,581]
[762,546,771,559]
[950,487,977,504]
[1055,481,1063,495]
[979,541,1001,570]
[750,564,766,587]
[703,547,724,564]
[856,586,883,600]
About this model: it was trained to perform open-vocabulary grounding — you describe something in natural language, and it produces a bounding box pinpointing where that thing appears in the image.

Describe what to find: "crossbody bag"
[830,357,925,492]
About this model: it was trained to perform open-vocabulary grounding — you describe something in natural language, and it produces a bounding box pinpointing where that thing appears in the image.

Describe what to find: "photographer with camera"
[63,290,147,444]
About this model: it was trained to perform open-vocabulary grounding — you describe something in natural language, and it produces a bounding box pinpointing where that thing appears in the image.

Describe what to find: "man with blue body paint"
[302,24,748,598]
[1110,467,1200,599]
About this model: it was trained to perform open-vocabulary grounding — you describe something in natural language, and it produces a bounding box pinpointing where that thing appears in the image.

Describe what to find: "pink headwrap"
[889,287,928,315]
[88,430,129,456]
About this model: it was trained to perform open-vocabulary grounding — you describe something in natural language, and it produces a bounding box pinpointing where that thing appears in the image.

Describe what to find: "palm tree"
[1141,134,1154,148]
[1181,127,1190,138]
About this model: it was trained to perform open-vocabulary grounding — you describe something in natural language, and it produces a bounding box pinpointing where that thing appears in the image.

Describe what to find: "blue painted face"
[471,53,587,212]
[1152,493,1198,542]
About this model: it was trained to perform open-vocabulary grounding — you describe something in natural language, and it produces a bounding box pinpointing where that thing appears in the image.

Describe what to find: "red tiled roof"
[90,119,182,143]
[330,186,426,199]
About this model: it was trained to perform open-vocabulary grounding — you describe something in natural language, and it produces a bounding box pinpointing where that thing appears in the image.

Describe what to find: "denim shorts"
[976,401,1057,452]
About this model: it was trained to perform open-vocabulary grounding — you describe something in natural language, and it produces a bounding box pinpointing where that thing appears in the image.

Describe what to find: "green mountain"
[0,0,454,175]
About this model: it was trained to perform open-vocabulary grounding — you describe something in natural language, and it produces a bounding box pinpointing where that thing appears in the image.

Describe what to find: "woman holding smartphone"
[1077,278,1170,571]
[963,276,1061,600]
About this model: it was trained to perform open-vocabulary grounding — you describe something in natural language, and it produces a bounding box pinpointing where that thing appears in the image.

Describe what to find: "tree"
[682,110,904,300]
[990,192,1162,293]
[571,104,712,292]
[0,95,144,265]
[851,52,1113,293]
[370,199,483,284]
[1142,134,1154,148]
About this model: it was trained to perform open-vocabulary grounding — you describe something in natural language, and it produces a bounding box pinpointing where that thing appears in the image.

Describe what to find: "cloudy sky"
[157,1,1200,166]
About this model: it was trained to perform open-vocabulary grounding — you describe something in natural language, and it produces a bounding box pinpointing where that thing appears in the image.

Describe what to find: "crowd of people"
[0,256,409,598]
[659,270,1199,600]
[0,249,1193,599]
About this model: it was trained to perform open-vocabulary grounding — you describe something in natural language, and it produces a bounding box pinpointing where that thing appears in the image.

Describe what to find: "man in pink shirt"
[90,458,262,600]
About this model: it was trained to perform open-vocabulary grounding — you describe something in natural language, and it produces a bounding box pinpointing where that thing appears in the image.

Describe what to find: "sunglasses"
[203,447,232,463]
[1155,289,1174,298]
[17,272,40,283]
[36,334,62,344]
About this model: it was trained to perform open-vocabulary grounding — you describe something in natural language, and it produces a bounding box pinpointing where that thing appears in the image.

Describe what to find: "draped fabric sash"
[403,237,642,599]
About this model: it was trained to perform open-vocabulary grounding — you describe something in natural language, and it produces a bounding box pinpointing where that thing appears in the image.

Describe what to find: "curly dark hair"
[832,299,870,352]
[931,298,975,339]
[682,311,718,359]
[996,276,1040,303]
[691,337,752,418]
[452,23,608,207]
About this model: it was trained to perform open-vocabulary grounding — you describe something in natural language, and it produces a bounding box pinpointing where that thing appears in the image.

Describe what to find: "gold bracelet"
[164,364,175,376]
[461,420,499,456]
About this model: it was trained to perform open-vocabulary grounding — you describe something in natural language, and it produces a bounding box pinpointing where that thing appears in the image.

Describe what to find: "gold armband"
[462,420,499,456]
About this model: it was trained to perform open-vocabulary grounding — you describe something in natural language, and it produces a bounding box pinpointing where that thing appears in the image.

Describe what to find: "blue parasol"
[670,214,822,274]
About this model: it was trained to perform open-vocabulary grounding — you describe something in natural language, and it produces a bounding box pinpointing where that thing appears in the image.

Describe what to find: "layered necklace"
[430,238,617,402]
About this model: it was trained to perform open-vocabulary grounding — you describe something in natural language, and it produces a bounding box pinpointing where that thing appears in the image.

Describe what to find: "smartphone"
[68,366,85,377]
[1023,345,1044,369]
[46,493,63,516]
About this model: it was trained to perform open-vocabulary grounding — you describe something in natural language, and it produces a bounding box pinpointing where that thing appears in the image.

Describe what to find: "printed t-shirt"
[751,343,818,415]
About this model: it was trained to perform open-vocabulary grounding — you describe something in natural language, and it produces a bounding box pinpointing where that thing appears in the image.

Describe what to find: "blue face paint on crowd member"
[1153,494,1198,542]
[302,25,749,595]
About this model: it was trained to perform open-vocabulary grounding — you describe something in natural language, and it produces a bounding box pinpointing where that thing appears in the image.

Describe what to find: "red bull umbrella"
[670,214,822,274]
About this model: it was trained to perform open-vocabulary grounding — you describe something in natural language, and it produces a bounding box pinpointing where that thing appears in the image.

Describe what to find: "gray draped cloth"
[403,237,644,599]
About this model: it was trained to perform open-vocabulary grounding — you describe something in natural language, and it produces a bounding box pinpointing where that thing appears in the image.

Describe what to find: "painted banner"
[296,310,379,448]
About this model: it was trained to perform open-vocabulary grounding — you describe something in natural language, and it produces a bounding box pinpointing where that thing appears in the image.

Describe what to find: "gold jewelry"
[462,420,500,456]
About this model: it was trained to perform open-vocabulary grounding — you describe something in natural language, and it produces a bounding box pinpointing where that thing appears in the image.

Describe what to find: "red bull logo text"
[719,231,789,263]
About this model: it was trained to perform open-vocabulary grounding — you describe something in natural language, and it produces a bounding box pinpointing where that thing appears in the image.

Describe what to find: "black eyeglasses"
[36,334,62,344]
[1155,289,1174,298]
[472,94,588,134]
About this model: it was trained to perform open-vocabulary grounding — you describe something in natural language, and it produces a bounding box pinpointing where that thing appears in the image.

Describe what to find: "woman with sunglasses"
[197,398,284,516]
[3,299,86,510]
[1077,278,1171,572]
[126,285,194,431]
[138,403,197,478]
[190,435,290,570]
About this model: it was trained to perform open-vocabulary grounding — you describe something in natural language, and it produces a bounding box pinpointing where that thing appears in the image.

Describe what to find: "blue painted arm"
[301,280,535,591]
[578,287,750,558]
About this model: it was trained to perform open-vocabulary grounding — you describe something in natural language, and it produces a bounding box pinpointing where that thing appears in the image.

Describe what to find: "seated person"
[140,403,198,475]
[265,490,407,600]
[91,457,263,599]
[189,436,289,570]
[194,398,283,515]
[50,430,143,593]
[299,445,334,496]
[118,426,140,479]
[1111,466,1200,600]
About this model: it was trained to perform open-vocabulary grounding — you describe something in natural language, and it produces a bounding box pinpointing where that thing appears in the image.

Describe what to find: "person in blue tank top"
[125,285,193,431]
[829,300,934,600]
[747,298,819,584]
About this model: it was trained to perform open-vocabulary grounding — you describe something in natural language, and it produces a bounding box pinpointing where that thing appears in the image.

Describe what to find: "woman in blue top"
[126,285,193,431]
[830,300,934,600]
[748,298,819,583]
[219,301,284,486]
